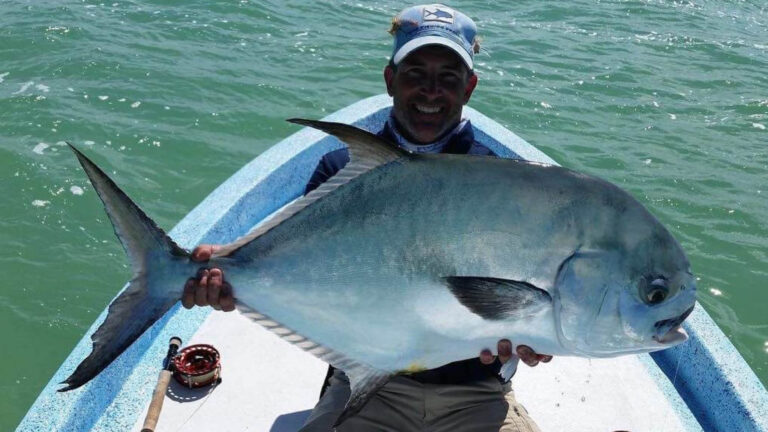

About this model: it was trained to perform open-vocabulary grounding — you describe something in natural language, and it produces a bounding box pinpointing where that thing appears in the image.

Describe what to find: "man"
[183,4,550,431]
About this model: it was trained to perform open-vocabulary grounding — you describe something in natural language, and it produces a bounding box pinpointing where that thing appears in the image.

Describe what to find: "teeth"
[415,104,441,114]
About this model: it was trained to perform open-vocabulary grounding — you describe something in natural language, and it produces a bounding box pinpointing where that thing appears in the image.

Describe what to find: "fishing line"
[670,340,687,393]
[660,337,689,432]
[172,382,220,432]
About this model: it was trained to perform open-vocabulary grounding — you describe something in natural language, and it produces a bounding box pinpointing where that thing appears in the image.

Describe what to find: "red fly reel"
[172,344,221,388]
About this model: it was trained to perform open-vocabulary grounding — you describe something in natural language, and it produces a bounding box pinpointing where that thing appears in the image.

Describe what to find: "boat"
[17,94,768,431]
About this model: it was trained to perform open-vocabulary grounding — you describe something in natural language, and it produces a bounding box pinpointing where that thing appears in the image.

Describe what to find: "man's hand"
[181,244,236,312]
[479,339,553,367]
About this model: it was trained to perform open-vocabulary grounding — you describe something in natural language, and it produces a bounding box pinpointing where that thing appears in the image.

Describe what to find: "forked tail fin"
[60,144,190,391]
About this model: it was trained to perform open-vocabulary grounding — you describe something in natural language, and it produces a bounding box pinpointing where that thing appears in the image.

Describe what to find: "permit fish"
[61,119,696,424]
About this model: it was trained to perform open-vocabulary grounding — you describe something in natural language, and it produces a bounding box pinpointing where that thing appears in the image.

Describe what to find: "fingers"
[207,268,223,309]
[479,341,554,368]
[191,244,221,262]
[220,281,235,312]
[516,345,553,367]
[479,339,513,365]
[195,269,210,307]
[516,345,539,367]
[180,266,235,312]
[479,348,495,365]
[497,339,513,364]
[184,243,228,310]
[182,278,196,309]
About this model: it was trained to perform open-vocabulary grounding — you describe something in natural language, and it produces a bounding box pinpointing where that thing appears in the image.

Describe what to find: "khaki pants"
[299,369,541,432]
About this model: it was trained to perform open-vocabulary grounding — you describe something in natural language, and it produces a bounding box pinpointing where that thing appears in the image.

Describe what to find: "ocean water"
[1,0,766,429]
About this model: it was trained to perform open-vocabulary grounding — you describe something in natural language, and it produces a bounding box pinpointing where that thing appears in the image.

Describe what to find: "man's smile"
[413,103,444,115]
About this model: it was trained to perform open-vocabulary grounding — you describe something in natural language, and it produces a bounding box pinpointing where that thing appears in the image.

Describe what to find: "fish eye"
[647,287,667,304]
[640,277,669,305]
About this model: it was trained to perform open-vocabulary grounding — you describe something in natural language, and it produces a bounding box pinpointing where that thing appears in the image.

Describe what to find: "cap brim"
[393,35,473,70]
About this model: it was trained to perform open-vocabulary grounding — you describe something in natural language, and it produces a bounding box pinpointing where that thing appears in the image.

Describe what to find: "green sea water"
[1,0,766,428]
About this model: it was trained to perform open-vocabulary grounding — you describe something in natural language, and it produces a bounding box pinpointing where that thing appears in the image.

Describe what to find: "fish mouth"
[653,325,688,344]
[652,304,695,345]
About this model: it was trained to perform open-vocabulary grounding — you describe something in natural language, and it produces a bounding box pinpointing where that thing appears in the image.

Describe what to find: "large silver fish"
[62,119,696,423]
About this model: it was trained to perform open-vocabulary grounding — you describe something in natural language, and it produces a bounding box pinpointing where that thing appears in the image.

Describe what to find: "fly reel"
[172,344,221,388]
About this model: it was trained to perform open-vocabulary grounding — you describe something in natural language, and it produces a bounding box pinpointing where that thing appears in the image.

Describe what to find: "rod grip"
[141,369,173,432]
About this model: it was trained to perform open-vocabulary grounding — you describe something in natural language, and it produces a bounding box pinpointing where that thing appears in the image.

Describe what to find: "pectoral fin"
[444,276,552,321]
[334,366,392,427]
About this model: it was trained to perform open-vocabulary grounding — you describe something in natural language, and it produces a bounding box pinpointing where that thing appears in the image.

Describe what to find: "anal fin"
[499,357,519,382]
[334,367,392,428]
[235,302,392,426]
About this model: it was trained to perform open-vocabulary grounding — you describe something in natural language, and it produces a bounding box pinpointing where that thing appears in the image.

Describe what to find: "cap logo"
[423,6,454,24]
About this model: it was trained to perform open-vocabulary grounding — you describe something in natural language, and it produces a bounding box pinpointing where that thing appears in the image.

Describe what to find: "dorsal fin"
[289,118,408,166]
[214,119,409,258]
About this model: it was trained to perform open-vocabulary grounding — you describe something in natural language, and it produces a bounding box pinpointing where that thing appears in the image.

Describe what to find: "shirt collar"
[386,115,469,154]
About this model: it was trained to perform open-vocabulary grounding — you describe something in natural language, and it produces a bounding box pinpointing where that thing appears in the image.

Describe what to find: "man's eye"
[405,69,425,79]
[441,74,460,83]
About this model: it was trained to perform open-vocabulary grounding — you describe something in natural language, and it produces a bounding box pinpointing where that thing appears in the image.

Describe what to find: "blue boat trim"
[652,307,768,431]
[17,94,768,431]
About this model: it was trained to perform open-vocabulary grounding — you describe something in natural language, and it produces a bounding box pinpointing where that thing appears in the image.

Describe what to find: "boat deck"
[127,310,701,432]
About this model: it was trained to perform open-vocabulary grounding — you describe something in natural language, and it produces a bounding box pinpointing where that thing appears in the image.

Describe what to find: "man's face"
[385,45,478,144]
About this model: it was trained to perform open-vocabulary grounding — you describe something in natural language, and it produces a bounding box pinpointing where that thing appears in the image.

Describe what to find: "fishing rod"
[141,336,182,432]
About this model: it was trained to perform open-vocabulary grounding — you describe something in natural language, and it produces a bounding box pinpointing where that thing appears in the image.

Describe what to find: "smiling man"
[184,4,548,431]
[302,5,494,194]
[386,8,479,145]
[297,8,548,430]
[388,44,475,143]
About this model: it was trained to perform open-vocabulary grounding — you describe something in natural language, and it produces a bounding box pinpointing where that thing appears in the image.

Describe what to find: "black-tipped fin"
[444,276,552,321]
[60,144,188,391]
[59,275,179,391]
[67,143,188,260]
